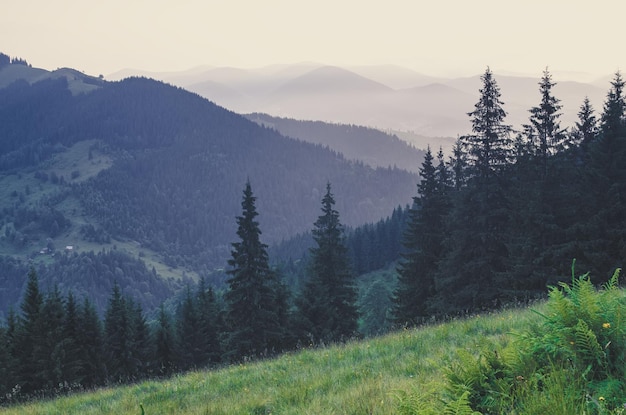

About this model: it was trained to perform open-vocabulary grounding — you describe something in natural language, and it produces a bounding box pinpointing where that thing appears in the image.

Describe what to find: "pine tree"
[461,67,513,180]
[393,147,441,325]
[77,297,105,387]
[297,182,358,343]
[61,292,85,386]
[434,69,513,313]
[195,280,223,365]
[127,300,151,379]
[582,72,626,274]
[14,268,44,393]
[176,286,204,369]
[224,181,285,359]
[104,282,133,382]
[154,304,177,376]
[575,96,598,148]
[34,286,66,391]
[449,139,468,190]
[0,322,14,401]
[525,68,566,160]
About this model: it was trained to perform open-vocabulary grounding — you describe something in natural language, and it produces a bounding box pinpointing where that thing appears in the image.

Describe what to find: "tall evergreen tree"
[77,297,105,387]
[34,286,66,391]
[61,292,86,386]
[461,67,513,180]
[434,69,513,313]
[525,68,566,160]
[224,181,285,359]
[127,299,151,379]
[14,268,44,393]
[154,304,177,376]
[297,182,358,343]
[195,280,223,365]
[0,318,16,402]
[176,286,205,369]
[582,72,626,274]
[104,282,133,382]
[392,147,445,325]
[575,96,598,148]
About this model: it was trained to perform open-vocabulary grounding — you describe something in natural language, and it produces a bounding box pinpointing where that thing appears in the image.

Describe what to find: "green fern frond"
[393,389,440,415]
[602,268,621,292]
[443,391,482,415]
[574,319,607,375]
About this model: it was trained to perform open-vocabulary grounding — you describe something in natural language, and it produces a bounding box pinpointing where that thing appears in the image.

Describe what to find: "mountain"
[0,61,419,316]
[110,64,612,140]
[244,113,425,173]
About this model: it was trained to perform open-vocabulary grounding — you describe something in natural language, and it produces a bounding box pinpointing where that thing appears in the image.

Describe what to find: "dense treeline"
[0,249,180,319]
[392,69,626,324]
[0,269,219,403]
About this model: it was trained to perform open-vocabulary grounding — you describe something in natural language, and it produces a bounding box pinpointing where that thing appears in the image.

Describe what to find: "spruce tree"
[61,292,85,386]
[297,182,358,342]
[224,181,284,359]
[393,147,442,325]
[77,297,105,387]
[525,68,566,160]
[575,96,598,148]
[195,280,222,364]
[0,322,14,402]
[582,72,626,274]
[15,268,44,393]
[127,300,151,379]
[104,282,133,382]
[461,67,513,180]
[35,286,66,391]
[177,286,205,369]
[154,304,177,376]
[434,69,513,313]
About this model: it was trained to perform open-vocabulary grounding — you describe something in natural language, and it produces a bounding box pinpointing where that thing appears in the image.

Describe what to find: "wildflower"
[599,396,605,401]
[603,322,611,329]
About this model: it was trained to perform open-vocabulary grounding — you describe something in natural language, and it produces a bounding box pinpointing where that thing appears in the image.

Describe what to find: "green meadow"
[1,307,538,415]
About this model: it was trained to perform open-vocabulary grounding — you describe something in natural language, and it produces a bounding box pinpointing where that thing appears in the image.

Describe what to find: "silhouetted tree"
[297,183,358,343]
[224,181,285,359]
[433,68,513,313]
[154,304,177,376]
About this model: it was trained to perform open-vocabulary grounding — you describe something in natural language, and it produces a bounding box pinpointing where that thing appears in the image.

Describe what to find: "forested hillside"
[0,62,418,316]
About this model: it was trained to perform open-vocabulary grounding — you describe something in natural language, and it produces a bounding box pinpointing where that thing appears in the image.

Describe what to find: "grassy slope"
[3,306,542,414]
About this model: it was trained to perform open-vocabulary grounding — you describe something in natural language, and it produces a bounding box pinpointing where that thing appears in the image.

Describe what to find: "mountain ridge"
[109,63,610,139]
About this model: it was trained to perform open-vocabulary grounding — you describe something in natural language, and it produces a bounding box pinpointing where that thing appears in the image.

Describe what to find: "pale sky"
[2,0,624,79]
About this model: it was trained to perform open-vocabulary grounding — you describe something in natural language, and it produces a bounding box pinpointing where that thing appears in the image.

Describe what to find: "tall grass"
[1,307,539,414]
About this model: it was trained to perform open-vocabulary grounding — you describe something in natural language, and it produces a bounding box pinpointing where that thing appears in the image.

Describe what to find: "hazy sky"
[2,0,624,79]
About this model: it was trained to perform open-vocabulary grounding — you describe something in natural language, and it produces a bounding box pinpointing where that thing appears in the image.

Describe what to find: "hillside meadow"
[1,306,540,414]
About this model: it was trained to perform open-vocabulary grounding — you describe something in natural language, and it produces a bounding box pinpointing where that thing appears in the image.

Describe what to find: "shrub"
[398,262,626,414]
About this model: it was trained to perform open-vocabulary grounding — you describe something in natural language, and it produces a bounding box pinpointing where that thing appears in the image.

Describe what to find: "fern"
[601,268,621,292]
[443,391,482,415]
[393,389,438,415]
[574,319,608,377]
